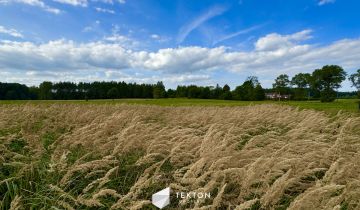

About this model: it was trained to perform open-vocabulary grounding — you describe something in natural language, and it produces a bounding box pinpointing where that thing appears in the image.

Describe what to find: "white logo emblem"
[152,187,170,209]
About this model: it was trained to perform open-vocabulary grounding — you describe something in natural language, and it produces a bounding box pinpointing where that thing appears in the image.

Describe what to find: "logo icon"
[152,187,170,209]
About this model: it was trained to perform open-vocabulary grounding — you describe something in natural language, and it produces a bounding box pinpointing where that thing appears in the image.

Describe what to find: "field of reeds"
[1,104,360,209]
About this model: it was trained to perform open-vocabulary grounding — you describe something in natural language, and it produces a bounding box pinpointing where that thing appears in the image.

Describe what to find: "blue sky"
[0,0,360,90]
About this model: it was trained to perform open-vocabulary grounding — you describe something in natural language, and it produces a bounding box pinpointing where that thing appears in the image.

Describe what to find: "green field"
[0,98,359,114]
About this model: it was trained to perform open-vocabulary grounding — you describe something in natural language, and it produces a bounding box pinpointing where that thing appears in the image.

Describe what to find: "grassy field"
[1,104,360,209]
[1,98,359,114]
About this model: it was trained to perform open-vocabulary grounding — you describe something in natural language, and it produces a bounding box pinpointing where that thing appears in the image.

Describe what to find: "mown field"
[1,102,360,210]
[0,98,359,114]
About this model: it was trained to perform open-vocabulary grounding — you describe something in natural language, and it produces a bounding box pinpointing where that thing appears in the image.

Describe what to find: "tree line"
[0,65,359,102]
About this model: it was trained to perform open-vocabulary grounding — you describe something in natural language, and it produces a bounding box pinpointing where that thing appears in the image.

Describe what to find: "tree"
[291,73,311,100]
[312,65,347,102]
[5,90,18,100]
[220,84,232,100]
[291,73,311,88]
[187,85,201,98]
[273,74,290,95]
[199,87,211,99]
[223,84,230,92]
[233,76,265,101]
[29,86,39,100]
[167,89,176,98]
[0,83,31,100]
[153,81,166,99]
[211,84,222,99]
[349,69,360,98]
[254,84,265,101]
[39,81,53,100]
[234,79,254,101]
[107,87,119,99]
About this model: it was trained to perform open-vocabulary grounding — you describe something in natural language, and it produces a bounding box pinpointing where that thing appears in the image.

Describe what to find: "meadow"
[0,98,359,114]
[1,102,360,209]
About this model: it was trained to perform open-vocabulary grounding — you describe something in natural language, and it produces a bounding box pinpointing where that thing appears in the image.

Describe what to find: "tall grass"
[0,104,360,209]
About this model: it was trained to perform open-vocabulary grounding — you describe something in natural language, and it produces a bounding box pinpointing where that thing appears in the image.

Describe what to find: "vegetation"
[0,104,360,209]
[273,74,291,95]
[233,76,265,101]
[0,98,359,114]
[0,65,359,103]
[312,65,347,102]
[349,69,360,98]
[291,73,312,100]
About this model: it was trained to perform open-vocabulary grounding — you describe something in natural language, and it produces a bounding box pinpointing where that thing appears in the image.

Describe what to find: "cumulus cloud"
[0,26,23,38]
[255,29,312,51]
[0,0,61,14]
[1,30,360,85]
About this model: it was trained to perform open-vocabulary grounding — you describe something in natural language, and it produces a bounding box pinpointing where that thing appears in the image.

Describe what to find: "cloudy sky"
[0,0,360,90]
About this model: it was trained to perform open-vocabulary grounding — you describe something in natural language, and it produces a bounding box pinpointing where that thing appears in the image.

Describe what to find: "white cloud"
[150,34,170,43]
[177,5,227,43]
[255,29,312,51]
[102,71,210,84]
[93,0,125,3]
[151,34,160,39]
[103,34,139,48]
[0,26,23,38]
[0,0,126,10]
[95,7,115,14]
[0,0,61,14]
[318,0,335,6]
[1,30,360,87]
[53,0,88,7]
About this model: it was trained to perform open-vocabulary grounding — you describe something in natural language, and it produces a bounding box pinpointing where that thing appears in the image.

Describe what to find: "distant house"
[265,93,291,100]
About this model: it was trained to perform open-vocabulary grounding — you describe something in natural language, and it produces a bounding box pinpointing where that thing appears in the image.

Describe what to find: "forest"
[1,65,359,102]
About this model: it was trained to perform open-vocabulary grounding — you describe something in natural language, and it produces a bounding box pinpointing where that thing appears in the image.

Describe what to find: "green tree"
[273,74,290,95]
[291,73,311,100]
[29,86,39,99]
[233,76,264,101]
[221,84,232,100]
[312,65,347,102]
[153,81,166,99]
[254,84,265,101]
[187,85,201,98]
[349,69,360,98]
[200,87,211,99]
[223,84,230,92]
[39,81,53,100]
[5,90,18,100]
[211,84,223,99]
[291,73,311,88]
[107,87,119,99]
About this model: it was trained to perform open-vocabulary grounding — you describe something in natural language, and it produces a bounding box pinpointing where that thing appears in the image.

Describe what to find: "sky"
[0,0,360,90]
